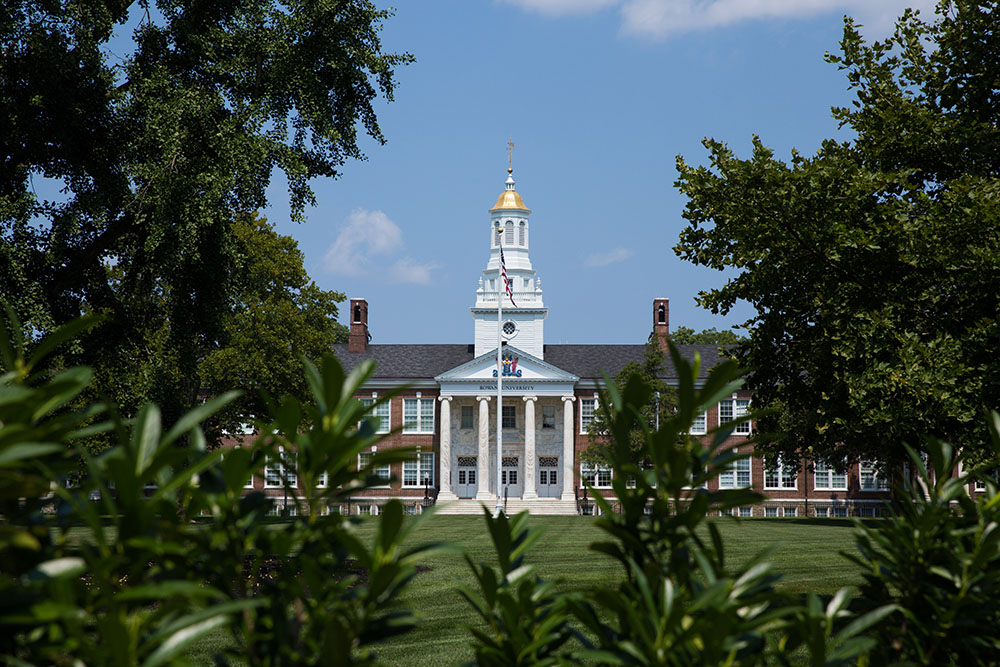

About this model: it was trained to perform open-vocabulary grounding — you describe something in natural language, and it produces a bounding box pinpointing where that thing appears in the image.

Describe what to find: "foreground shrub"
[462,345,894,665]
[0,311,436,665]
[846,422,1000,664]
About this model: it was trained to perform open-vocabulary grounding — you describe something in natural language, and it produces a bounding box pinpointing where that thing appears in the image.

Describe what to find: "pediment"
[435,345,579,383]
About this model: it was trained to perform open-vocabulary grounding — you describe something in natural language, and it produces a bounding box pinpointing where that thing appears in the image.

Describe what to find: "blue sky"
[261,0,934,345]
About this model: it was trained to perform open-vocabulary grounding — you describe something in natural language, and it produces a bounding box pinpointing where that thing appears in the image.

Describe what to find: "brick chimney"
[348,298,370,353]
[652,297,669,354]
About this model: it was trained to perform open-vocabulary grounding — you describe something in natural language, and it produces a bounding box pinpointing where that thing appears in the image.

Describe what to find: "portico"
[435,346,579,507]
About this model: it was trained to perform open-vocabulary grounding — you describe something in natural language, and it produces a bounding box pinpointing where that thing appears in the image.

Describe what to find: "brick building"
[314,167,898,517]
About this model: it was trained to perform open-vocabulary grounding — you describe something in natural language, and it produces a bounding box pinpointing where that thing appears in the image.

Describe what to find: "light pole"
[422,472,431,511]
[494,221,504,519]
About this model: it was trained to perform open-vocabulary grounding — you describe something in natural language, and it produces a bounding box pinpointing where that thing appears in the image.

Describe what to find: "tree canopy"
[584,341,678,466]
[199,214,348,439]
[674,0,1000,465]
[670,326,744,346]
[1,0,409,420]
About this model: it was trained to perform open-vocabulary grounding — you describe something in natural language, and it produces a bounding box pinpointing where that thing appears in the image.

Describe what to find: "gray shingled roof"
[332,343,729,381]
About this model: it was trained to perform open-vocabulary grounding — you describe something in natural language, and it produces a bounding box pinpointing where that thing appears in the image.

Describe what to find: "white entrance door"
[501,456,521,499]
[456,456,477,498]
[538,456,559,498]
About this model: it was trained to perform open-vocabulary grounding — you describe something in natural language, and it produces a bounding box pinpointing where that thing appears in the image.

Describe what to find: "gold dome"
[490,189,529,212]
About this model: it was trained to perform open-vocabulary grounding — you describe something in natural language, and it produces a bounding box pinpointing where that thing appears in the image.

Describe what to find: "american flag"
[500,245,516,307]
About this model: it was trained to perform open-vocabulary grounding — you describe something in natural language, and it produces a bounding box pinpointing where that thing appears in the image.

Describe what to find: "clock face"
[502,320,517,338]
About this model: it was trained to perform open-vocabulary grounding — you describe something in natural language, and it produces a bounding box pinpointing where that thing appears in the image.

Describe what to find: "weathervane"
[507,138,514,172]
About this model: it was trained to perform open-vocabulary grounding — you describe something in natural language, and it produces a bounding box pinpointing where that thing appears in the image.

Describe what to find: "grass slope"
[167,515,863,664]
[365,515,863,666]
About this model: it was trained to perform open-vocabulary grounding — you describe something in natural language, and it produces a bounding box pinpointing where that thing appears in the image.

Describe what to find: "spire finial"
[506,137,514,173]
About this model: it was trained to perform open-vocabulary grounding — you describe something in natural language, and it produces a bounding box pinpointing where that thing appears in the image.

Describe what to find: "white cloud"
[500,0,937,38]
[385,257,441,286]
[499,0,620,16]
[586,247,634,267]
[619,0,936,38]
[323,209,437,284]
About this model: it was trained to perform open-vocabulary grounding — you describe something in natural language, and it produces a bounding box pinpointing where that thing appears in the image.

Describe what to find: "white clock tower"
[472,167,548,358]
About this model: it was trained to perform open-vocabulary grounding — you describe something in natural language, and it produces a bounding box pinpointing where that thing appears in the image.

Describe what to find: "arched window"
[518,221,526,245]
[505,220,514,245]
[354,303,362,323]
[657,304,666,324]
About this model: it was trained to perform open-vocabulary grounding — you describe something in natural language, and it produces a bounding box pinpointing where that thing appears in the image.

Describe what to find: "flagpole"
[494,224,504,518]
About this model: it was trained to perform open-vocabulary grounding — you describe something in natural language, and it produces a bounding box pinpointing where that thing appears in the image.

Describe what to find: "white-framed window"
[403,397,434,433]
[858,504,879,518]
[542,405,556,429]
[815,504,846,518]
[718,396,751,434]
[814,460,847,490]
[264,449,296,488]
[581,462,612,488]
[860,460,889,491]
[403,452,435,487]
[360,395,390,433]
[764,457,797,490]
[974,470,997,491]
[266,502,297,517]
[784,506,797,518]
[283,451,297,488]
[690,411,707,435]
[358,451,391,485]
[580,397,597,433]
[460,405,474,429]
[718,453,751,488]
[502,405,516,429]
[738,506,753,518]
[317,470,328,488]
[357,503,379,516]
[765,505,779,518]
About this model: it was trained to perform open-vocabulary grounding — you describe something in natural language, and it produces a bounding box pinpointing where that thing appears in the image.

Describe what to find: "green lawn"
[365,516,864,666]
[62,515,865,664]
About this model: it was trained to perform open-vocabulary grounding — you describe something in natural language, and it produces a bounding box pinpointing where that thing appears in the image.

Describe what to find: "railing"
[476,291,542,304]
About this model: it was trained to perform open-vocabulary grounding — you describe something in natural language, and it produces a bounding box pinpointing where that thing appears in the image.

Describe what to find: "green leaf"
[0,442,64,467]
[161,391,241,447]
[28,557,86,580]
[26,314,103,370]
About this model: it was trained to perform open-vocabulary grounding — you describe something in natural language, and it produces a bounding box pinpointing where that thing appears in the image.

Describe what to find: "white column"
[437,396,456,501]
[476,396,492,501]
[522,396,538,500]
[561,396,576,501]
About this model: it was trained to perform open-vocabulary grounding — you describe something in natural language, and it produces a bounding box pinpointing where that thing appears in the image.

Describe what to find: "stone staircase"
[435,497,579,516]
